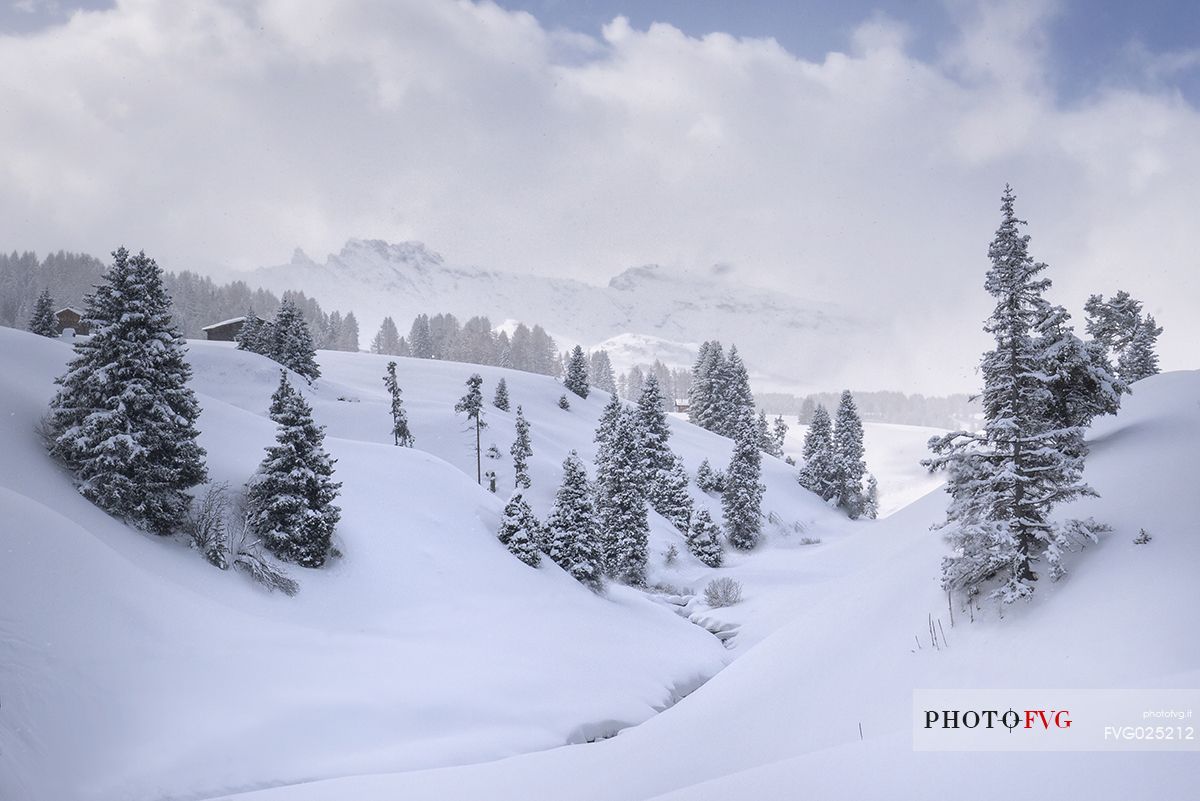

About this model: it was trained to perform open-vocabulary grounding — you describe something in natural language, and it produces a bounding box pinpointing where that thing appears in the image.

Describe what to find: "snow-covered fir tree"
[268,299,320,381]
[383,361,415,447]
[246,371,341,568]
[497,491,541,567]
[408,314,434,359]
[593,391,624,478]
[863,473,879,520]
[1084,291,1162,383]
[564,345,590,399]
[688,340,721,430]
[1038,304,1125,438]
[656,458,695,533]
[595,408,650,585]
[340,311,360,351]
[46,248,208,534]
[493,377,510,411]
[832,390,867,518]
[722,403,765,550]
[455,373,487,484]
[696,458,725,493]
[371,316,402,355]
[717,346,754,438]
[686,508,724,567]
[235,309,271,355]
[636,375,673,474]
[756,409,771,453]
[769,415,789,458]
[511,405,533,490]
[546,451,603,591]
[926,186,1105,604]
[797,405,836,501]
[589,349,618,395]
[28,289,58,337]
[1118,314,1162,383]
[558,393,570,410]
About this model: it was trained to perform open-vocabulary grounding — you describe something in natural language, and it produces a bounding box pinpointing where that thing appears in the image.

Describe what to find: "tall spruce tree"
[589,350,618,395]
[656,458,695,533]
[28,289,58,337]
[236,309,270,355]
[455,373,486,484]
[596,408,650,585]
[511,405,533,489]
[722,403,765,550]
[340,311,360,351]
[409,314,434,359]
[564,345,590,399]
[797,405,836,501]
[371,316,402,355]
[756,409,771,452]
[1038,304,1125,436]
[863,473,880,520]
[547,451,603,591]
[689,341,725,432]
[926,186,1105,604]
[497,491,541,567]
[769,415,789,458]
[268,299,320,381]
[593,391,624,478]
[493,377,511,411]
[46,248,208,534]
[1118,314,1162,382]
[247,371,341,568]
[686,508,724,567]
[832,390,867,518]
[383,361,415,446]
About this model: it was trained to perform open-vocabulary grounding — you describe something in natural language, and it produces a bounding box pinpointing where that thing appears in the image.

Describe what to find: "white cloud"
[0,0,1196,391]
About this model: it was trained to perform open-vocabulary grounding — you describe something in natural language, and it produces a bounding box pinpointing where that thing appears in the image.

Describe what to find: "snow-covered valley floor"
[1,328,1197,800]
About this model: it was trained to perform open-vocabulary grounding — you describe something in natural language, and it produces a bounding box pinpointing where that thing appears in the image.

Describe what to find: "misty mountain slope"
[247,239,879,391]
[0,327,851,801]
[213,370,1200,801]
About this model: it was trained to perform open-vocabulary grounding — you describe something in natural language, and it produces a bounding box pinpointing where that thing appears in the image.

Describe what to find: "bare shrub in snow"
[704,576,743,608]
[186,483,231,569]
[799,536,822,546]
[228,505,300,596]
[187,489,299,596]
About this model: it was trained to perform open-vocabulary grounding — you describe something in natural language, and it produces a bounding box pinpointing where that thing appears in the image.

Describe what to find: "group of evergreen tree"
[797,391,874,519]
[687,342,754,438]
[927,187,1120,605]
[236,299,322,381]
[45,247,341,576]
[2,249,361,349]
[367,311,561,377]
[1084,291,1163,383]
[616,360,691,408]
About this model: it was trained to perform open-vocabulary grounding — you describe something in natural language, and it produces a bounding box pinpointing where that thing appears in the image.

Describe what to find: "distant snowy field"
[1,328,1196,801]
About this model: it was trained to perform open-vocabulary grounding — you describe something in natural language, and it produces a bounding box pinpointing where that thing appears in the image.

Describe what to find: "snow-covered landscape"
[3,2,1199,800]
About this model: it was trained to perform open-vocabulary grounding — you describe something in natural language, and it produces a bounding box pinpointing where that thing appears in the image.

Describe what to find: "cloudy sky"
[2,0,1197,388]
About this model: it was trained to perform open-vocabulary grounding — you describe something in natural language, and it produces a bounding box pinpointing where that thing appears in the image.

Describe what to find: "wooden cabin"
[55,307,88,336]
[202,316,247,342]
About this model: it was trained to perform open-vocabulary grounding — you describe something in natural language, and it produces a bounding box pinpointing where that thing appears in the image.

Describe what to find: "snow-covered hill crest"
[247,239,879,392]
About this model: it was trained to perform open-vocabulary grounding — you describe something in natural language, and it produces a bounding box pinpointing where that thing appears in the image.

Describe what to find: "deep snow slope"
[0,327,849,801]
[214,370,1200,801]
